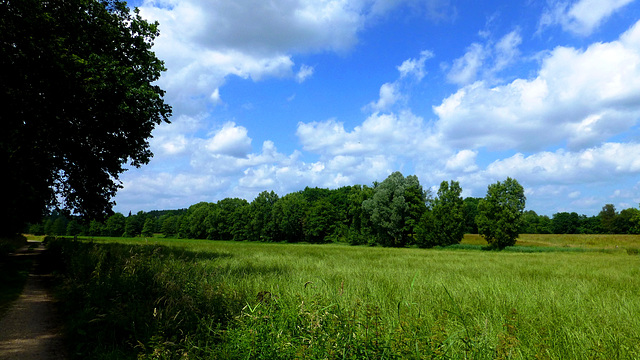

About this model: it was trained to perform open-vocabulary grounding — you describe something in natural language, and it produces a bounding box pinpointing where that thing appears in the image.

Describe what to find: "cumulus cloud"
[539,0,636,36]
[398,50,434,81]
[136,0,363,114]
[446,30,521,85]
[447,43,487,85]
[435,20,640,152]
[204,122,252,158]
[297,110,437,157]
[115,6,640,216]
[136,0,453,117]
[365,82,402,112]
[445,150,479,173]
[493,30,522,73]
[467,143,640,185]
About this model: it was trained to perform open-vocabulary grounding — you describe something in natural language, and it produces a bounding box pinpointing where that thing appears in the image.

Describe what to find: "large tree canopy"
[362,171,429,247]
[417,180,465,248]
[1,0,171,234]
[476,177,526,249]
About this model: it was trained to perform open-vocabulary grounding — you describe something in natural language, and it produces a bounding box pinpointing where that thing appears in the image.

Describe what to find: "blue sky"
[114,0,640,216]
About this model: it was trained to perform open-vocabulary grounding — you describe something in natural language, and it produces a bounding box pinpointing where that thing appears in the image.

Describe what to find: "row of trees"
[519,204,640,234]
[29,172,529,249]
[30,172,640,248]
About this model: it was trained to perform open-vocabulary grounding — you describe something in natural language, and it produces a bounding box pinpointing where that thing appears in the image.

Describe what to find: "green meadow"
[40,235,640,359]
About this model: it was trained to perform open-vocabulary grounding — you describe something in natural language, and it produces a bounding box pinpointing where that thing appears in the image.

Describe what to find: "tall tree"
[141,218,155,237]
[551,212,581,234]
[599,204,617,234]
[417,180,465,248]
[462,197,481,234]
[272,192,308,242]
[104,213,126,237]
[362,172,428,247]
[476,177,526,249]
[1,0,171,235]
[248,191,279,242]
[303,199,335,243]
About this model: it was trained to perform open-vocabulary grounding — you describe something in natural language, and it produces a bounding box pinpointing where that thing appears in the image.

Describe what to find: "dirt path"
[0,241,66,360]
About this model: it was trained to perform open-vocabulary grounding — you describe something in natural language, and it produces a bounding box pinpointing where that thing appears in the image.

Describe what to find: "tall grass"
[49,237,640,359]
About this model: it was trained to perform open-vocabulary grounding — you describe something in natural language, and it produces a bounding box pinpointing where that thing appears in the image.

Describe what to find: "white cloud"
[482,143,640,184]
[445,150,478,173]
[435,20,640,152]
[136,0,366,115]
[398,50,434,81]
[568,191,581,199]
[204,122,252,158]
[446,30,522,85]
[210,88,223,105]
[297,110,437,157]
[158,135,188,156]
[296,64,315,83]
[447,43,486,85]
[365,82,402,112]
[493,30,522,73]
[539,0,636,36]
[142,0,365,55]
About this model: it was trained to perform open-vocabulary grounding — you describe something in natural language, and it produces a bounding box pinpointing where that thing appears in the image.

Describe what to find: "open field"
[37,235,640,358]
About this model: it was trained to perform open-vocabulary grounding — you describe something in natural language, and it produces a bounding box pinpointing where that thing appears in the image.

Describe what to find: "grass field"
[40,234,640,359]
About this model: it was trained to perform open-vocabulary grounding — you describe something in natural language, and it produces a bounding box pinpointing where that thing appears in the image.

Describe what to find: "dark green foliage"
[206,198,249,240]
[272,192,308,242]
[462,197,481,233]
[521,210,552,234]
[417,180,465,248]
[599,204,617,234]
[362,172,429,247]
[184,202,213,239]
[52,217,69,236]
[124,211,144,237]
[104,213,125,237]
[552,212,581,234]
[630,207,640,234]
[615,208,640,234]
[1,0,171,235]
[88,219,104,236]
[160,215,180,237]
[476,177,526,249]
[141,218,155,237]
[66,220,83,236]
[247,191,279,242]
[303,199,335,243]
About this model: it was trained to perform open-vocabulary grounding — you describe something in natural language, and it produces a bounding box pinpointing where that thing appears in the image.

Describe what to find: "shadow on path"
[0,241,65,360]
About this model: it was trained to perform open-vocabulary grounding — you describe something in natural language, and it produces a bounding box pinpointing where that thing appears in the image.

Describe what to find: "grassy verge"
[49,236,640,359]
[46,239,246,359]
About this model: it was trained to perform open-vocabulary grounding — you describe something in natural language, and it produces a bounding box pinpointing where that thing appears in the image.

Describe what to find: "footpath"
[0,241,66,360]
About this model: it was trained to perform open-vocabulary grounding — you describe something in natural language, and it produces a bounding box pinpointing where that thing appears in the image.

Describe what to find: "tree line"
[28,172,640,249]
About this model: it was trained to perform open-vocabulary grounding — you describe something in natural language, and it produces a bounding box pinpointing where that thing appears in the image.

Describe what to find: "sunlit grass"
[51,236,640,359]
